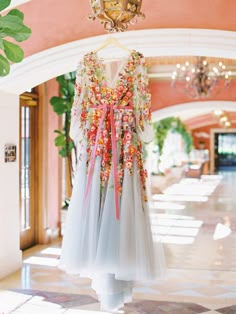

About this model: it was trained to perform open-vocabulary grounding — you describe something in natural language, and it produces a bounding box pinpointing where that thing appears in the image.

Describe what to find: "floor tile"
[0,290,32,313]
[201,312,221,314]
[217,305,236,313]
[11,303,65,314]
[11,289,97,309]
[124,300,210,314]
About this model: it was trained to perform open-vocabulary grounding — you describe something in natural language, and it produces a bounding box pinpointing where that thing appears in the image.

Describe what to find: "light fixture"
[214,109,224,117]
[172,57,232,98]
[213,110,232,128]
[88,0,145,32]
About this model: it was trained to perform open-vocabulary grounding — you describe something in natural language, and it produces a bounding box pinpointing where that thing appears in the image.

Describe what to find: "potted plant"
[50,72,76,190]
[50,72,76,235]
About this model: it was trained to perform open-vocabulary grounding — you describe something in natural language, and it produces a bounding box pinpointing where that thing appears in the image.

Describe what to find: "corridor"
[0,172,236,313]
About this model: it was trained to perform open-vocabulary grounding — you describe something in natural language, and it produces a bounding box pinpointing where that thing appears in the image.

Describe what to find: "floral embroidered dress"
[59,50,165,311]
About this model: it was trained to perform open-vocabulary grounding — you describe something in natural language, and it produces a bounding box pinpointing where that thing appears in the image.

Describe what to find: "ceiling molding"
[1,28,236,94]
[152,100,236,122]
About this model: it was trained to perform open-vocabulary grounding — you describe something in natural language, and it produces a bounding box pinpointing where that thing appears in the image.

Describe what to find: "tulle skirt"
[59,149,165,311]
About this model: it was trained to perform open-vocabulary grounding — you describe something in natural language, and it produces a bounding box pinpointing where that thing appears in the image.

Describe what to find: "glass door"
[20,91,38,250]
[215,132,236,171]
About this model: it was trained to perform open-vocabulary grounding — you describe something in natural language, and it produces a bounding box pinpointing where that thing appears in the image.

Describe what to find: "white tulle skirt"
[59,149,165,311]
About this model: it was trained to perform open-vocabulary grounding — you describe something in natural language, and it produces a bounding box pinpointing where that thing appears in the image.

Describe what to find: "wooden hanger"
[93,36,132,53]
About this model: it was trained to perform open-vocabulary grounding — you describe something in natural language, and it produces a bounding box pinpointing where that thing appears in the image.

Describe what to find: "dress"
[59,50,165,311]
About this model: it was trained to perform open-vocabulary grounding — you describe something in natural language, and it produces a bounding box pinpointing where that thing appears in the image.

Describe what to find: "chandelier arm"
[136,0,143,13]
[102,10,116,29]
[122,0,128,10]
[99,0,105,11]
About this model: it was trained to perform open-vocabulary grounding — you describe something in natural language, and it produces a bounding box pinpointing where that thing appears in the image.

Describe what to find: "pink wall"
[45,79,61,232]
[150,80,236,112]
[18,0,236,57]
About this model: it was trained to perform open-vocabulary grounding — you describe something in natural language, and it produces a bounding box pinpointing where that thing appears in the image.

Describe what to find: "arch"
[2,0,30,12]
[152,100,236,122]
[1,28,236,95]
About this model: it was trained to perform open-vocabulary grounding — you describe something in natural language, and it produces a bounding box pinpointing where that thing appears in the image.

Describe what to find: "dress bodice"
[70,50,153,203]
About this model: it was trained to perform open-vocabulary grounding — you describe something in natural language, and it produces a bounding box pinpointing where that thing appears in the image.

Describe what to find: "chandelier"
[213,110,232,128]
[88,0,145,32]
[171,57,231,98]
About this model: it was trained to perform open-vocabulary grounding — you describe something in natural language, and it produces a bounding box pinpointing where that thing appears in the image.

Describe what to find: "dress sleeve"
[135,61,154,143]
[69,61,86,145]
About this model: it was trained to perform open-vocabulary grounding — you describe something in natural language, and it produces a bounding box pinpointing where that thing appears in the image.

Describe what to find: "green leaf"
[3,39,24,62]
[68,81,75,96]
[55,134,66,147]
[54,130,63,135]
[0,14,23,31]
[60,86,69,97]
[68,141,74,151]
[0,25,32,42]
[57,75,67,86]
[0,0,11,11]
[50,96,68,115]
[59,147,68,158]
[58,142,74,158]
[0,38,3,49]
[0,53,10,76]
[0,15,31,42]
[7,9,24,21]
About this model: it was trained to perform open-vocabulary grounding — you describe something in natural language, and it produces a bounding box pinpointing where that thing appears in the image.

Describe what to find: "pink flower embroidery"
[79,50,150,198]
[124,132,132,142]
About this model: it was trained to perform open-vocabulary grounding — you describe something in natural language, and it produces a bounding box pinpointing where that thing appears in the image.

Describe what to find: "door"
[215,132,236,171]
[20,91,39,250]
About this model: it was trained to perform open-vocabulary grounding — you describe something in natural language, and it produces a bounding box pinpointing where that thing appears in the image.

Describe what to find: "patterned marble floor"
[0,172,236,313]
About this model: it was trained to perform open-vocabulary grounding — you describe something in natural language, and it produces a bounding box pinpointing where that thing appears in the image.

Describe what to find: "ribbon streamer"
[83,103,133,220]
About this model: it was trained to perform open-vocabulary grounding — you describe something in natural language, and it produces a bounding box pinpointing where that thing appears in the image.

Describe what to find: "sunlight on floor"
[164,183,216,196]
[152,175,222,203]
[150,213,203,245]
[150,201,186,210]
[23,256,59,267]
[41,248,62,256]
[152,194,208,202]
[155,235,195,244]
[213,223,232,240]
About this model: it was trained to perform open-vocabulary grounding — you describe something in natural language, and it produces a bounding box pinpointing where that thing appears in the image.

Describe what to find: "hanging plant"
[153,117,175,156]
[173,118,193,154]
[50,72,76,189]
[0,0,32,76]
[153,117,193,156]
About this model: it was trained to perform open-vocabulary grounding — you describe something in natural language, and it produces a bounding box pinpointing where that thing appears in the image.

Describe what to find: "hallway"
[0,172,236,313]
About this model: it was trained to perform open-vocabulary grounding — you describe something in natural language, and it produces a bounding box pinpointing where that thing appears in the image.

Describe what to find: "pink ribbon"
[83,102,133,220]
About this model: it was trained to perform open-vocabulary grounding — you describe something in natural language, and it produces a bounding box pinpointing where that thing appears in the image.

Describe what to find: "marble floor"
[0,172,236,313]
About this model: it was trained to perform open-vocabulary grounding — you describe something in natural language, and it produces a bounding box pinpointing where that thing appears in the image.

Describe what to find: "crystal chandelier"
[88,0,145,32]
[171,57,231,98]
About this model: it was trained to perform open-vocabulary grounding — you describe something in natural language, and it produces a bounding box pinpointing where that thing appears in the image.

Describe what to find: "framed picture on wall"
[4,144,17,163]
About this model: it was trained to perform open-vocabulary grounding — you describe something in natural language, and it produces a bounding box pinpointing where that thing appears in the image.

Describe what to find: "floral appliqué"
[73,50,151,200]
